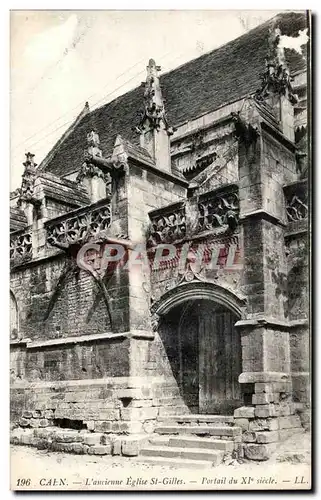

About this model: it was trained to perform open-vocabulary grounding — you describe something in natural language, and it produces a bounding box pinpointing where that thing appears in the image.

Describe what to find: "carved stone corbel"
[231,112,258,147]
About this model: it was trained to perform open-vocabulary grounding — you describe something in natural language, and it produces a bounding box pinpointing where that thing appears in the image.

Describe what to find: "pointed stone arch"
[151,280,246,319]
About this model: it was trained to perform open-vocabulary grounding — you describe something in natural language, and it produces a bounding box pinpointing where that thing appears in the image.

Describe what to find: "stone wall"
[10,256,112,341]
[11,373,187,456]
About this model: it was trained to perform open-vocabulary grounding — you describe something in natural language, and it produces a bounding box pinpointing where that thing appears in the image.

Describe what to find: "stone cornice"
[10,330,154,350]
[128,156,189,187]
[89,149,188,188]
[171,113,234,145]
[235,317,309,330]
[239,209,286,228]
[261,120,296,153]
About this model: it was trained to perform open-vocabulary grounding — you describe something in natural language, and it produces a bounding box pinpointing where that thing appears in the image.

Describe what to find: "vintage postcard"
[10,10,311,491]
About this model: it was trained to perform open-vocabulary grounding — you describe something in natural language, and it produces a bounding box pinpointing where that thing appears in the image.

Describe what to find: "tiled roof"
[38,172,91,207]
[10,206,28,232]
[42,11,307,178]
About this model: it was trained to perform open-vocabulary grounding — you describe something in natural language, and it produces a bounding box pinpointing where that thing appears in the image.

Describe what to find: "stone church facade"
[10,12,309,461]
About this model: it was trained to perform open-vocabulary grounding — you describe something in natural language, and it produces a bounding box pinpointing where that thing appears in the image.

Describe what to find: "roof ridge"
[87,11,293,119]
[39,11,307,178]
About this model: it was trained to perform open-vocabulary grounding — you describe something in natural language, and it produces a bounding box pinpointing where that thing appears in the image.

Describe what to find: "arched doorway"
[155,284,244,415]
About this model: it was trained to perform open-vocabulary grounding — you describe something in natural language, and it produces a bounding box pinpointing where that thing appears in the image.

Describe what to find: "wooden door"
[178,304,199,412]
[199,302,242,414]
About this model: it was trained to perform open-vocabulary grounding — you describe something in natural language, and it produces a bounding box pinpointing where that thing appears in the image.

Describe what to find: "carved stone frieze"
[198,189,239,232]
[286,195,308,222]
[46,202,112,249]
[10,231,32,263]
[284,181,308,223]
[147,204,186,245]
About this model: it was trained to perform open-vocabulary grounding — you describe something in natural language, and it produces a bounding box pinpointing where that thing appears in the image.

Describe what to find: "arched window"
[10,291,19,340]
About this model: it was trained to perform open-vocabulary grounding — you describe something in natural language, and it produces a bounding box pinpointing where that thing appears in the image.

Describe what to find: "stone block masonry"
[234,378,304,459]
[11,375,187,456]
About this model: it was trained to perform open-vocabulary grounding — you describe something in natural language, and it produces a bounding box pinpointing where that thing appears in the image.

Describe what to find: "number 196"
[17,478,31,486]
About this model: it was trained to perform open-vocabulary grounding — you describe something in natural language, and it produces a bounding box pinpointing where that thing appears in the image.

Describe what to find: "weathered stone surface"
[87,445,112,455]
[158,406,192,417]
[121,436,146,456]
[93,421,112,433]
[256,431,279,443]
[121,407,158,421]
[117,389,144,400]
[242,431,257,443]
[83,433,104,446]
[275,403,294,416]
[19,417,30,427]
[249,418,279,432]
[234,406,255,418]
[142,420,156,434]
[244,443,276,461]
[94,420,142,434]
[233,418,249,432]
[254,404,277,418]
[129,399,153,408]
[96,409,119,421]
[255,381,292,394]
[22,411,33,418]
[240,372,290,384]
[69,443,85,454]
[20,430,35,445]
[34,428,53,439]
[39,419,49,427]
[112,438,122,455]
[85,421,95,431]
[55,430,84,443]
[252,392,279,404]
[32,410,42,418]
[29,418,41,427]
[278,415,301,429]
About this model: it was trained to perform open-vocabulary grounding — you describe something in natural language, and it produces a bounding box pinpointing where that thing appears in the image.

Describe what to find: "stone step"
[149,436,170,446]
[140,446,224,465]
[155,425,241,437]
[157,406,190,417]
[164,415,235,426]
[168,436,235,452]
[136,456,213,469]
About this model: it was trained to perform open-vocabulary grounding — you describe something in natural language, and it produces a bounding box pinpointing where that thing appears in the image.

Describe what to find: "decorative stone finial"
[254,28,298,105]
[136,58,174,135]
[85,129,102,159]
[18,152,38,206]
[77,129,111,195]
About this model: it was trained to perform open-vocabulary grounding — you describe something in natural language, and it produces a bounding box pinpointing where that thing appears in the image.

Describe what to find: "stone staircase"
[138,415,242,468]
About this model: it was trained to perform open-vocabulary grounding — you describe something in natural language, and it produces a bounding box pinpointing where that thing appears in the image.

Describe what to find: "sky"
[10,10,285,190]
